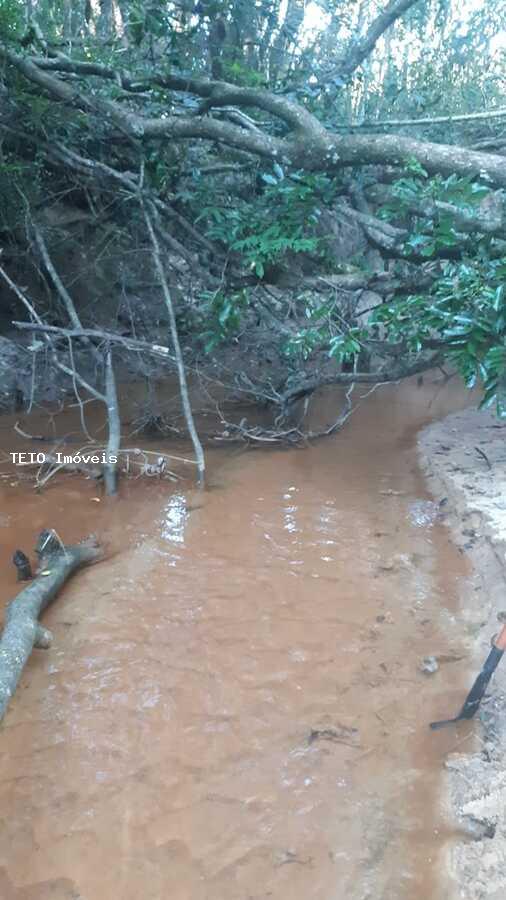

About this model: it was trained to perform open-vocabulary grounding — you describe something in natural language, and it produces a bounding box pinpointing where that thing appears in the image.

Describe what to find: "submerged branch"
[0,533,102,723]
[281,353,443,405]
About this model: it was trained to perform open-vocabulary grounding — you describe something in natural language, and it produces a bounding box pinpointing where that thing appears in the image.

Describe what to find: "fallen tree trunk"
[4,47,506,188]
[0,532,102,723]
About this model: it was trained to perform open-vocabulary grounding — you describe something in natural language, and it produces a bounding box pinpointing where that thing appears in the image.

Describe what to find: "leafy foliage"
[284,166,506,411]
[373,256,506,414]
[199,288,249,351]
[193,172,338,277]
[0,0,505,422]
[380,168,491,257]
[0,0,23,40]
[284,296,364,362]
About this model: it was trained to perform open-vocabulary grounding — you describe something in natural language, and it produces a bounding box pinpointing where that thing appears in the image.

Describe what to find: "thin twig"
[14,422,45,441]
[475,446,492,469]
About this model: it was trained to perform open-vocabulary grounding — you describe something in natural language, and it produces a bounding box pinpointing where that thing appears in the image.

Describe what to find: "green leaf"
[404,157,429,178]
[493,285,505,311]
[479,383,499,409]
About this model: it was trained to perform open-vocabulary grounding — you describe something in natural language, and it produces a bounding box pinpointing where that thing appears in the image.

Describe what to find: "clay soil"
[420,406,506,900]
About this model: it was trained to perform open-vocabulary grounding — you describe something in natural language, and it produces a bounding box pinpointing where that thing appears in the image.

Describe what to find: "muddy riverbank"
[0,375,479,899]
[419,408,506,900]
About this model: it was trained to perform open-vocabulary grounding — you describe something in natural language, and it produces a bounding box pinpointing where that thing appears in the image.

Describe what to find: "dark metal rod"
[430,625,506,730]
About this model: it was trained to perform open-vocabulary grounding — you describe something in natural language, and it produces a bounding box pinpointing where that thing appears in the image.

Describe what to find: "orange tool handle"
[494,624,506,652]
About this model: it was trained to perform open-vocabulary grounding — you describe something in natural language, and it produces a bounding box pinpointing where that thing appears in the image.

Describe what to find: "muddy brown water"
[0,375,477,899]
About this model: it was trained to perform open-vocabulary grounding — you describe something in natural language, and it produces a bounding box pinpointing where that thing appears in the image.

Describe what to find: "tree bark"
[104,350,120,496]
[0,533,102,723]
[340,106,506,130]
[281,353,443,404]
[269,0,304,81]
[319,0,423,87]
[4,48,506,187]
[143,204,206,486]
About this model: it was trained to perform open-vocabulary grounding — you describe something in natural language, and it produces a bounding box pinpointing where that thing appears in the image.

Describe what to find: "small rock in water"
[420,656,439,675]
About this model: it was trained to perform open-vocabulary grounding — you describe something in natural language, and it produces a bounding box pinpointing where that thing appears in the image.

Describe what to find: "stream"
[0,374,476,899]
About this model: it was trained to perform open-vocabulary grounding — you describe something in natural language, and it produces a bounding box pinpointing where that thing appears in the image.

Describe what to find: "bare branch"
[103,350,120,496]
[320,0,422,86]
[0,265,106,403]
[340,107,506,130]
[31,224,83,330]
[143,203,206,486]
[281,353,443,405]
[407,195,505,235]
[12,321,175,361]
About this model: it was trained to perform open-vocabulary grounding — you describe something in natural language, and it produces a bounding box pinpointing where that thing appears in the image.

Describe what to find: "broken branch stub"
[0,532,103,723]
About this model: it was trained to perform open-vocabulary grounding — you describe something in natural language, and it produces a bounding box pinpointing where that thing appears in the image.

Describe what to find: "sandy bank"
[419,407,506,900]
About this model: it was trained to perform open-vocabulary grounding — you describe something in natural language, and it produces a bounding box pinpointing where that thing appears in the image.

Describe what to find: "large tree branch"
[4,46,506,188]
[308,268,438,297]
[382,195,506,236]
[320,0,422,86]
[19,51,506,147]
[281,352,443,404]
[0,48,289,155]
[23,55,325,134]
[326,134,506,186]
[44,90,506,187]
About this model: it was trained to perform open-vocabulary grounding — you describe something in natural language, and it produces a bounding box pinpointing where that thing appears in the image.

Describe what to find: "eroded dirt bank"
[419,408,506,900]
[0,375,477,899]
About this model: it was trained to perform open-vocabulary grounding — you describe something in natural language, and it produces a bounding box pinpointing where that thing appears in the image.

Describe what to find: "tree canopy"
[0,0,505,453]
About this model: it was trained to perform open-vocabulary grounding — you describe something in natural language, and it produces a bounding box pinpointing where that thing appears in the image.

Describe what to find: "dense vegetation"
[0,0,505,478]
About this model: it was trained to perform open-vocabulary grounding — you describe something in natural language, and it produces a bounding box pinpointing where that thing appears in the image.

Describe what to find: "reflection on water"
[408,498,441,528]
[0,374,475,900]
[160,493,189,544]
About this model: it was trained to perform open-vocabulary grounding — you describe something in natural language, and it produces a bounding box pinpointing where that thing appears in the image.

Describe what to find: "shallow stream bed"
[0,374,477,899]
